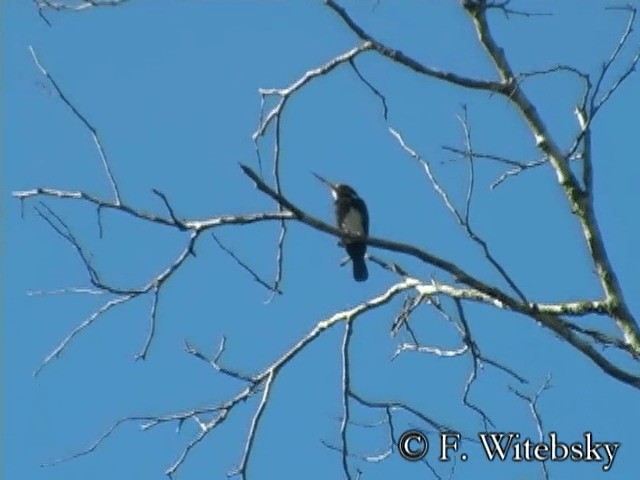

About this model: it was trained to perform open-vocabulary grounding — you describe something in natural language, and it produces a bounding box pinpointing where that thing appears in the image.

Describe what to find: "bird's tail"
[352,257,368,282]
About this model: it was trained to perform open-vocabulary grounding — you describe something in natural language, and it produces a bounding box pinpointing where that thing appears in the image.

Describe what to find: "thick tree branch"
[241,163,521,311]
[46,277,446,476]
[463,0,640,355]
[242,163,640,388]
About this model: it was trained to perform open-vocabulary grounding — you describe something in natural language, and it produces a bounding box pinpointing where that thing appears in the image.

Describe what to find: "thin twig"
[29,46,122,204]
[510,374,553,480]
[211,232,282,295]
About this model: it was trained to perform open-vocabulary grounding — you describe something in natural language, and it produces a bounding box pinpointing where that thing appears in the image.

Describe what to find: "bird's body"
[314,174,369,282]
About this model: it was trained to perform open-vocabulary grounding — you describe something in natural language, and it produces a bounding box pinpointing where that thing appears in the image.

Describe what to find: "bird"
[313,172,369,282]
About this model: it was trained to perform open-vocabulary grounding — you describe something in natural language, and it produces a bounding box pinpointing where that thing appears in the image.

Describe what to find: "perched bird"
[313,172,369,282]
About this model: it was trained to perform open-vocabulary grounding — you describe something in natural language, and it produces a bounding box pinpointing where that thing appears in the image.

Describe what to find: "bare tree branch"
[485,0,552,18]
[34,0,132,12]
[211,232,282,295]
[253,42,380,302]
[340,319,355,480]
[30,201,202,372]
[13,187,294,230]
[324,0,506,93]
[34,293,134,377]
[45,278,449,476]
[389,120,527,303]
[239,162,640,388]
[240,163,522,311]
[253,42,374,142]
[592,5,638,115]
[510,374,553,480]
[18,3,640,478]
[349,58,389,120]
[349,391,468,440]
[463,0,640,356]
[230,372,275,479]
[29,46,122,204]
[455,299,495,430]
[184,337,254,383]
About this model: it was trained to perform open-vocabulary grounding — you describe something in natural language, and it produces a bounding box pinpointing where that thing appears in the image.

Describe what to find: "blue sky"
[4,1,639,479]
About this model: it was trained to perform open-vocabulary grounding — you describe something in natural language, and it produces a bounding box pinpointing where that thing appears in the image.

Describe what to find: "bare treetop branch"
[324,0,506,93]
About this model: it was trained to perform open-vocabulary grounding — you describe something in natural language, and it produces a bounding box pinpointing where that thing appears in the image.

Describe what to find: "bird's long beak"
[311,172,337,192]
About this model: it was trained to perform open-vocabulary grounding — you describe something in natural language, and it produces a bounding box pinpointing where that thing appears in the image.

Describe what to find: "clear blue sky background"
[4,1,639,479]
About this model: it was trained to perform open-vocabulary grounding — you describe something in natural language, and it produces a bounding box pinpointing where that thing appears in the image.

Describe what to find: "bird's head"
[312,172,359,200]
[334,184,358,200]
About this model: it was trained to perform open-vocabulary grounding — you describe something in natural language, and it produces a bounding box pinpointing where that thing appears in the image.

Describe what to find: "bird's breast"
[340,207,365,236]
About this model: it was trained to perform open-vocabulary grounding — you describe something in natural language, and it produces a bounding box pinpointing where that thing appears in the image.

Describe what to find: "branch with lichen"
[462,0,640,355]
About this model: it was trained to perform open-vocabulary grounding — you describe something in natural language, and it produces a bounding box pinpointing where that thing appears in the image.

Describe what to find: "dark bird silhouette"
[313,172,369,282]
